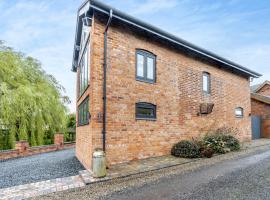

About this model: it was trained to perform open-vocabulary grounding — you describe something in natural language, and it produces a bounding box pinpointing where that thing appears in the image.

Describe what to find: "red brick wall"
[75,13,252,170]
[251,99,270,119]
[0,137,75,161]
[256,84,270,96]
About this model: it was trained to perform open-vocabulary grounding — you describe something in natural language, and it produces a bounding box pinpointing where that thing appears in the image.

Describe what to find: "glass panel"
[78,97,90,125]
[137,54,144,77]
[85,48,88,85]
[147,57,154,80]
[80,66,83,95]
[203,74,209,92]
[137,107,154,117]
[235,108,243,116]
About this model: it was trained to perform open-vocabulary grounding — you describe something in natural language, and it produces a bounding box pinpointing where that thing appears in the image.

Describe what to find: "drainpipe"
[102,9,113,152]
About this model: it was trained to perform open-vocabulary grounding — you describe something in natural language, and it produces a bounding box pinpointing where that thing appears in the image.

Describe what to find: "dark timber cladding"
[72,0,261,79]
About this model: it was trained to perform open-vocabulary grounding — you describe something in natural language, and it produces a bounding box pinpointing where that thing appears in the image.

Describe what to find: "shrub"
[201,148,214,158]
[203,128,240,154]
[171,140,200,158]
[220,134,240,151]
[203,135,227,154]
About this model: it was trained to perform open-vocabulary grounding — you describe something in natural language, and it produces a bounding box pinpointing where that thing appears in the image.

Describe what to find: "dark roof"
[251,93,270,105]
[72,0,262,78]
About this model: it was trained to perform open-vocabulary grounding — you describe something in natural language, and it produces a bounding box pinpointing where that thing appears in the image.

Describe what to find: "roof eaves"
[253,81,270,93]
[71,0,262,78]
[251,93,270,104]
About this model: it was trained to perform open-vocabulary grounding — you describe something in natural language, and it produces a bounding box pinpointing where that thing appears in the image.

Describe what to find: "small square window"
[136,50,156,83]
[203,72,211,94]
[136,102,156,120]
[235,107,244,118]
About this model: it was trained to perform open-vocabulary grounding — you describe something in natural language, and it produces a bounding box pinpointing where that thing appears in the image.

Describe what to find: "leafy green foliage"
[64,113,76,142]
[171,140,200,158]
[203,127,240,154]
[203,135,228,154]
[0,41,69,149]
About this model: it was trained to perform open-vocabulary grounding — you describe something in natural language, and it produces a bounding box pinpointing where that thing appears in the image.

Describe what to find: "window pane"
[85,48,88,85]
[147,57,154,80]
[80,66,83,95]
[235,108,243,116]
[137,107,154,117]
[78,97,90,125]
[136,103,156,119]
[137,54,144,77]
[84,54,87,88]
[203,74,209,92]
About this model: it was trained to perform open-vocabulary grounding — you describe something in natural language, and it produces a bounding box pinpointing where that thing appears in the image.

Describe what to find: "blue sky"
[0,0,269,112]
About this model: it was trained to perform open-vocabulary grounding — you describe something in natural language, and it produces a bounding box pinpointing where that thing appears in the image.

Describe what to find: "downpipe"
[102,9,113,152]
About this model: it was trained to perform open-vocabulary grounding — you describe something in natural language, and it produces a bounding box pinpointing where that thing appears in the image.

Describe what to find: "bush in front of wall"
[220,134,240,151]
[203,127,240,154]
[203,134,227,154]
[200,147,214,158]
[171,140,200,158]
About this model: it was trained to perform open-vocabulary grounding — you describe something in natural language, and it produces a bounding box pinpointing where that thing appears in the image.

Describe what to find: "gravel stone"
[0,148,84,189]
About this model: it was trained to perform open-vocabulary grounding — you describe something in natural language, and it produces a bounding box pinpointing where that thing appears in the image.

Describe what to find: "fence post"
[15,141,29,156]
[54,133,64,149]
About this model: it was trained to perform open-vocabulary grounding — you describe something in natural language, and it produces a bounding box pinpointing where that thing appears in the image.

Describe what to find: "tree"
[65,113,76,142]
[0,41,69,148]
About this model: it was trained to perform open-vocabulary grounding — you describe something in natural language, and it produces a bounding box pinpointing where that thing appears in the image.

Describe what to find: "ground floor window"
[136,102,156,120]
[235,107,244,118]
[78,97,90,126]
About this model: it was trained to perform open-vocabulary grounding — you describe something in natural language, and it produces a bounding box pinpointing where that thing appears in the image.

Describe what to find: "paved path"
[0,148,84,189]
[104,150,270,200]
[0,175,85,200]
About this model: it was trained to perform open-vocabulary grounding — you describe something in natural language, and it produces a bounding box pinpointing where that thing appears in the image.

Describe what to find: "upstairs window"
[80,23,90,52]
[79,47,89,96]
[202,72,211,94]
[136,102,156,120]
[78,97,90,126]
[235,107,244,118]
[136,50,156,83]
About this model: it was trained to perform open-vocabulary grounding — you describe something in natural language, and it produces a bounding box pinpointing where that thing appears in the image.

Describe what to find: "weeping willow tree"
[0,41,69,149]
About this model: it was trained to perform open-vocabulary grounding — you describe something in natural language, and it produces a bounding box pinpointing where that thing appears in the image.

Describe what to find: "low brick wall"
[0,134,75,161]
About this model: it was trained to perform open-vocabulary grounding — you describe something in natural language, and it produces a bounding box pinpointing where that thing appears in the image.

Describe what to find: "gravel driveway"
[0,148,84,189]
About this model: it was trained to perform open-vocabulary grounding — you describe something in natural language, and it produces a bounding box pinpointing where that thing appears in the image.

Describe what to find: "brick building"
[251,81,270,119]
[250,81,270,139]
[72,0,261,170]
